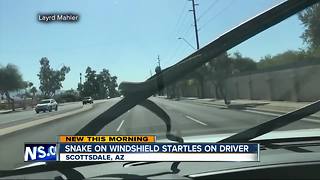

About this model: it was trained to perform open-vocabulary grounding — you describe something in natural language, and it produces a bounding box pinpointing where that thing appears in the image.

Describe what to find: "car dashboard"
[2,136,320,179]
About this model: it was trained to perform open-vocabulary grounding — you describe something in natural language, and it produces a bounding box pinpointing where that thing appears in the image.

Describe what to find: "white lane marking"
[244,109,281,117]
[116,120,125,131]
[185,115,207,126]
[244,109,320,124]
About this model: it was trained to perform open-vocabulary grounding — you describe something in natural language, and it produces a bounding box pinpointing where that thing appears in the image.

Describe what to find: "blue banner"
[24,143,57,161]
[59,143,259,153]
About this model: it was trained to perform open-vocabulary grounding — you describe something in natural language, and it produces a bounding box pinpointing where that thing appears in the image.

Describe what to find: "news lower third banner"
[25,136,260,162]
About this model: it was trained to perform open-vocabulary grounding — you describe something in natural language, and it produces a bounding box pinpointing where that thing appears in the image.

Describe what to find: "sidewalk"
[0,107,32,114]
[165,97,320,119]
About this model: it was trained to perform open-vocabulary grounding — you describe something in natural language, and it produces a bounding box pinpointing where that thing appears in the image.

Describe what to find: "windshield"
[40,100,51,104]
[0,0,320,176]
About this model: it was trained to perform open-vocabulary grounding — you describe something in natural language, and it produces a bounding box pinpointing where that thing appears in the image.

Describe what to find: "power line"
[163,0,199,67]
[166,0,189,41]
[174,40,193,64]
[175,9,191,37]
[167,0,198,62]
[181,24,193,39]
[163,20,194,66]
[178,37,196,50]
[174,0,189,32]
[163,1,190,66]
[197,0,220,21]
[163,25,193,66]
[165,17,199,66]
[171,1,192,40]
[199,0,235,31]
[164,41,184,66]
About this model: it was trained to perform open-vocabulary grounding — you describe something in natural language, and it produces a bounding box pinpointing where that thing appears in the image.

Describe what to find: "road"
[0,101,84,129]
[0,97,319,170]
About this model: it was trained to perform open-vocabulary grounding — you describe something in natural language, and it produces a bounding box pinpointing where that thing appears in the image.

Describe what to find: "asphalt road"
[0,101,83,129]
[0,97,319,170]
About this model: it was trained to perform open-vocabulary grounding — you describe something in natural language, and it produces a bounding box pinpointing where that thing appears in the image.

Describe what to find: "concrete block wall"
[225,64,320,102]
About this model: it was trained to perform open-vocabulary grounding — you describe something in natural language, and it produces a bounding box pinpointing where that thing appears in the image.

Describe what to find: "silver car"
[35,99,58,113]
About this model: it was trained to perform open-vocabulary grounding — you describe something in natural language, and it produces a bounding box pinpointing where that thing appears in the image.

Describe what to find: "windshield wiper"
[1,0,319,178]
[219,100,320,143]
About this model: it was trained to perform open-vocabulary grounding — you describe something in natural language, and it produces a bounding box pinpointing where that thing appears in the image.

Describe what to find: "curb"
[183,100,320,120]
[245,107,320,120]
[0,108,25,114]
[0,104,95,137]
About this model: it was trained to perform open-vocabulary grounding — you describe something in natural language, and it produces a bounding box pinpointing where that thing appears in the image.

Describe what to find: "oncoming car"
[35,99,58,113]
[82,97,93,105]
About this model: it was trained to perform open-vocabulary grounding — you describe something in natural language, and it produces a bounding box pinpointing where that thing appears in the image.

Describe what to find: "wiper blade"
[219,100,320,143]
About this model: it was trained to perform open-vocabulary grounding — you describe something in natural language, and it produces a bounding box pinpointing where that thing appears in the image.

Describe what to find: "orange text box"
[59,135,156,143]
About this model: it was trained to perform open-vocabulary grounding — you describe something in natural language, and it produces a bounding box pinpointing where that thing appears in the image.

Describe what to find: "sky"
[0,0,307,90]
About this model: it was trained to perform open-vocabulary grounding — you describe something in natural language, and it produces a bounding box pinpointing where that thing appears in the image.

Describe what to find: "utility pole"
[155,55,163,96]
[157,55,161,68]
[189,0,200,50]
[155,55,161,74]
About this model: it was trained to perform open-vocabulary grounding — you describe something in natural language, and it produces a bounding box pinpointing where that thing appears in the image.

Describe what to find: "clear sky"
[0,0,307,90]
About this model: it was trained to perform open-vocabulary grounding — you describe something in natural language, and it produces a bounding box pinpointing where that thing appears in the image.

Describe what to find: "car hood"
[73,128,320,179]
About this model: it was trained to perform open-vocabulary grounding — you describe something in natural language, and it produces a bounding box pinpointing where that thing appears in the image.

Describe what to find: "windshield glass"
[40,100,51,104]
[0,0,319,175]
